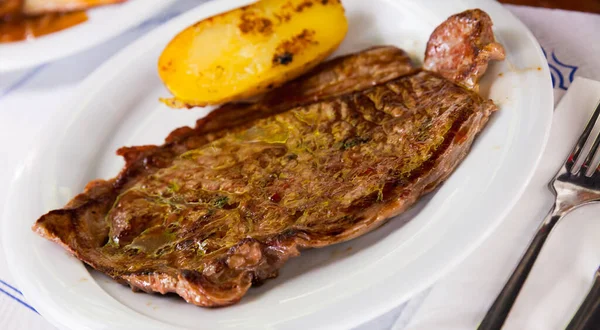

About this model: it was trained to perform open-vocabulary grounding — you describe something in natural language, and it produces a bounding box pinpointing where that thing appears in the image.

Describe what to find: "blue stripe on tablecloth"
[0,65,47,101]
[0,285,38,314]
[0,279,22,295]
[134,10,184,31]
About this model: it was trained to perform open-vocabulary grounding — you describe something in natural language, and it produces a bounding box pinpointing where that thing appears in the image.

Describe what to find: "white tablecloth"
[1,2,599,329]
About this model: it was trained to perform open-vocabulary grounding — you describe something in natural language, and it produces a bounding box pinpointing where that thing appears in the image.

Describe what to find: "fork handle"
[566,268,600,330]
[478,207,562,330]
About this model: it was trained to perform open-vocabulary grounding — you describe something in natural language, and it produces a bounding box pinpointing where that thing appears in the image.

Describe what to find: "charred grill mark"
[273,52,294,65]
[352,91,394,124]
[272,29,317,67]
[273,12,291,23]
[295,0,313,12]
[238,12,273,35]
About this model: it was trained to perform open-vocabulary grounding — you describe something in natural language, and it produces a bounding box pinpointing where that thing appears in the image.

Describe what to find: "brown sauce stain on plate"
[505,61,545,74]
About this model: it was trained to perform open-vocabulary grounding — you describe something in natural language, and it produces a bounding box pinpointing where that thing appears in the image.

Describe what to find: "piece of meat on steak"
[424,8,505,91]
[33,9,505,307]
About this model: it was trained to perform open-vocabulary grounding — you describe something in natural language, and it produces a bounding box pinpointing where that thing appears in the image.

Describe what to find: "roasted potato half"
[159,0,348,108]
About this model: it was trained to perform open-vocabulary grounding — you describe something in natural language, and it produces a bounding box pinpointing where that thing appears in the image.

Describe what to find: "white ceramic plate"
[0,0,177,72]
[2,0,553,329]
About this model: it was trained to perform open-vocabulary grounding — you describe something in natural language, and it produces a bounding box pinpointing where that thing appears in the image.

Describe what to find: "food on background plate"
[159,0,348,108]
[33,8,505,307]
[18,0,125,15]
[0,0,125,43]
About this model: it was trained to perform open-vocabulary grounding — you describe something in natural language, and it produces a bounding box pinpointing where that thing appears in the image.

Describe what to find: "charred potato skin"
[159,0,348,108]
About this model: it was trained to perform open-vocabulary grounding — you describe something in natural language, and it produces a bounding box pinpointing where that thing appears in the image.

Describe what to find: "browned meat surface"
[424,9,505,91]
[33,9,505,307]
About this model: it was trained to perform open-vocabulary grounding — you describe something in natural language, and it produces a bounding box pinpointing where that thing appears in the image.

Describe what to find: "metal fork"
[479,101,600,330]
[566,266,600,330]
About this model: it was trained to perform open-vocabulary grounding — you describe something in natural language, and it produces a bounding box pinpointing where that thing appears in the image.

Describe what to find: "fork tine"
[583,128,600,177]
[567,101,600,174]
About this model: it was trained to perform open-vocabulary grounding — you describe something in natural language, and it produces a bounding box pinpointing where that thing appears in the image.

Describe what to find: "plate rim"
[2,0,554,329]
[0,0,178,72]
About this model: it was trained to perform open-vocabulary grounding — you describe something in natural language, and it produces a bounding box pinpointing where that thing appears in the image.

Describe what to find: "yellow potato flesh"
[158,0,348,107]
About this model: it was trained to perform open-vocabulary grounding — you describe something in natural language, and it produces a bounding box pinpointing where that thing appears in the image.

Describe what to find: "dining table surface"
[499,0,600,13]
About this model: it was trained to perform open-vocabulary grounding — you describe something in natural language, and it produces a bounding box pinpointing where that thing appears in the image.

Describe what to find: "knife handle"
[478,207,562,330]
[566,267,600,330]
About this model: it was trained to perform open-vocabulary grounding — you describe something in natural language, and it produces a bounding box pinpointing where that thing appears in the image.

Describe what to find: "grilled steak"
[33,9,505,307]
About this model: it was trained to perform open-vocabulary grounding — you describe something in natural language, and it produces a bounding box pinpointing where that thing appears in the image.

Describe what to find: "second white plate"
[0,0,177,72]
[2,0,553,329]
